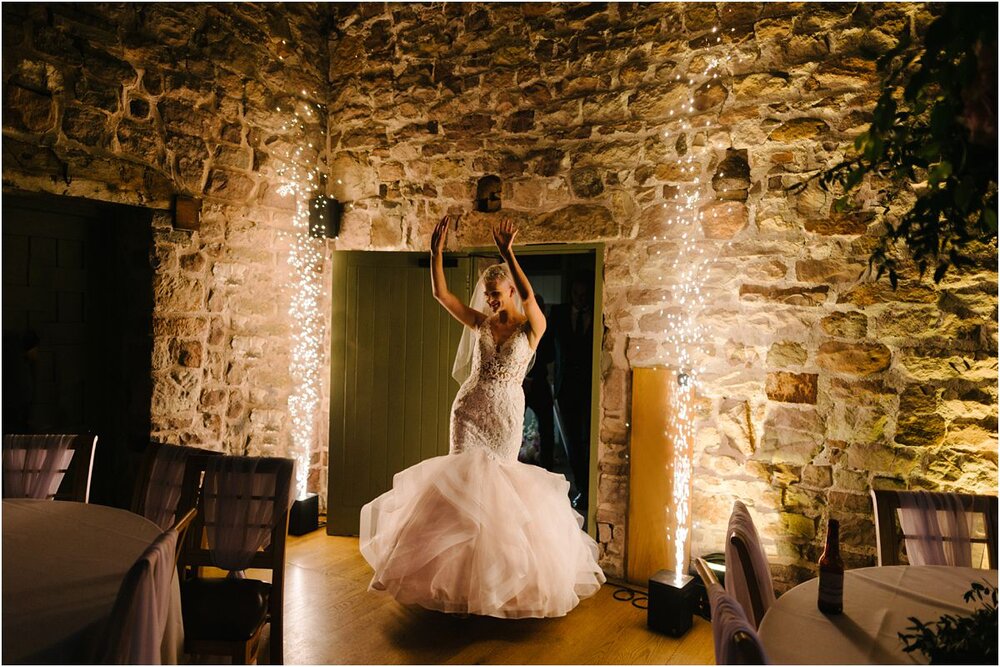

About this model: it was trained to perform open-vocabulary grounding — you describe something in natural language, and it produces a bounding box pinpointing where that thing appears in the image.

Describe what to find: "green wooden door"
[327,251,471,535]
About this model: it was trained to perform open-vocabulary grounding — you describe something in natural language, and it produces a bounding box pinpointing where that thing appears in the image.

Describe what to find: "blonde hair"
[481,263,511,284]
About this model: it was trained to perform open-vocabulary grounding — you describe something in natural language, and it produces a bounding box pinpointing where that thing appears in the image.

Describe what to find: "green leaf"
[928,161,953,186]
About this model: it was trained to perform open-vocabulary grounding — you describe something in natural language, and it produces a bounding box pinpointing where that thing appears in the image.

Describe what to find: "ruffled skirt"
[359,449,606,618]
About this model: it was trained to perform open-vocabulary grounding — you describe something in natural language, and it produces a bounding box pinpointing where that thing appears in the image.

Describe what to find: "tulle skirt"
[359,449,606,618]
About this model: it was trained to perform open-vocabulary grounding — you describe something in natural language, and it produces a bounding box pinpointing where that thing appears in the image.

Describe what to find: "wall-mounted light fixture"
[309,195,342,239]
[173,195,202,231]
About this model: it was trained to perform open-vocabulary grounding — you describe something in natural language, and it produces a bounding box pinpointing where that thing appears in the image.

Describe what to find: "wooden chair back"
[2,433,97,502]
[132,442,220,528]
[178,456,293,664]
[871,489,998,568]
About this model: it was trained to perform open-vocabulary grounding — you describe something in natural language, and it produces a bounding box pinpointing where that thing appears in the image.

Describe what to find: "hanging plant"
[798,4,998,286]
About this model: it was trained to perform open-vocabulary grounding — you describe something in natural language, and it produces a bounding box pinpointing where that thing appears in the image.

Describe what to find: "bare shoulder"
[467,309,488,329]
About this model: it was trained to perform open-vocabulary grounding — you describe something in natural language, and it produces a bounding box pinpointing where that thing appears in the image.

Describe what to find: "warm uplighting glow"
[276,99,326,501]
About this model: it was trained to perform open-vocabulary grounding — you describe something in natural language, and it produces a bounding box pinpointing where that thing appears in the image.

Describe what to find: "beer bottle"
[817,518,844,614]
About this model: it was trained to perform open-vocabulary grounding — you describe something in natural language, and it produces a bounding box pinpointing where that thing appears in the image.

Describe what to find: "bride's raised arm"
[431,215,485,329]
[493,219,547,348]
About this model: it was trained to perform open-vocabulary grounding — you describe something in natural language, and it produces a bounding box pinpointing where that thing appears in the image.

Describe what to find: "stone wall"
[4,2,996,587]
[323,2,998,584]
[2,3,333,496]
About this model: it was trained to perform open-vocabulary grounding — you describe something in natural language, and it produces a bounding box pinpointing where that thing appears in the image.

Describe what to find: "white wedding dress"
[359,318,606,618]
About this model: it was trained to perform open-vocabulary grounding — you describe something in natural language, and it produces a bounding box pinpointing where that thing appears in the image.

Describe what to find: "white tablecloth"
[758,565,998,664]
[2,499,184,664]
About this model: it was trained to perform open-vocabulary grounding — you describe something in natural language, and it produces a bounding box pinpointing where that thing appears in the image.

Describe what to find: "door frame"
[464,242,605,537]
[326,242,605,538]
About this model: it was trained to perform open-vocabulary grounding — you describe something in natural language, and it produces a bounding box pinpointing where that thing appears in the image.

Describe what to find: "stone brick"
[4,84,55,133]
[740,284,829,306]
[63,105,110,146]
[895,385,945,447]
[767,341,807,367]
[796,258,865,284]
[781,512,816,540]
[817,341,892,376]
[805,213,875,236]
[769,118,829,142]
[820,311,867,338]
[205,169,256,201]
[766,371,818,404]
[701,201,749,239]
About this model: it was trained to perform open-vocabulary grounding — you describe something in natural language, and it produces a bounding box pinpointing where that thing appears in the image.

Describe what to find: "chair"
[132,442,220,530]
[97,508,196,664]
[870,489,998,568]
[178,456,294,664]
[725,500,776,628]
[2,433,97,502]
[695,558,769,665]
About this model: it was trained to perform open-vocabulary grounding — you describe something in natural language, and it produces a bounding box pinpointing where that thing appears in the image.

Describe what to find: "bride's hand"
[492,218,517,255]
[431,215,450,255]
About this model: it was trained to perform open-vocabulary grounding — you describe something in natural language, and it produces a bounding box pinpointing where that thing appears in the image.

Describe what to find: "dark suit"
[523,323,555,469]
[550,303,593,506]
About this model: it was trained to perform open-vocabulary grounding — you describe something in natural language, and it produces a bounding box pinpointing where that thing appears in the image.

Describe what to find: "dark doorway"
[470,249,599,524]
[2,192,154,507]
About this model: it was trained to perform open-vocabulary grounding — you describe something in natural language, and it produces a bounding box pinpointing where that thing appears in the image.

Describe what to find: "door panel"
[327,252,470,535]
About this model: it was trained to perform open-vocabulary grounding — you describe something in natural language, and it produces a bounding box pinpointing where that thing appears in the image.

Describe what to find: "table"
[2,499,184,663]
[758,565,998,664]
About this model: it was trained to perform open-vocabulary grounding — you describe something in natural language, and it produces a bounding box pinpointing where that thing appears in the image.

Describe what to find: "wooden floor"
[276,529,714,665]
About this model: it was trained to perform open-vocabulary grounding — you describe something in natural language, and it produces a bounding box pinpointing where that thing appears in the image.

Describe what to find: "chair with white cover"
[725,500,776,628]
[695,558,769,665]
[178,456,294,664]
[2,433,97,502]
[97,508,196,664]
[870,489,998,568]
[132,443,220,531]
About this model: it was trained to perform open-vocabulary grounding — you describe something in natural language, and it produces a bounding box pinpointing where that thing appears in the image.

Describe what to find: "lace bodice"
[449,319,534,462]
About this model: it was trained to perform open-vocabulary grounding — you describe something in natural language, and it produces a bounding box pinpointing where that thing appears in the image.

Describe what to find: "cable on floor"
[611,583,648,610]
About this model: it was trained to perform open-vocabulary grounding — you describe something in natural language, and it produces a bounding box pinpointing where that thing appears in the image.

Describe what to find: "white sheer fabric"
[725,500,776,628]
[2,434,75,500]
[202,457,292,574]
[99,527,178,664]
[898,491,973,566]
[452,262,529,385]
[143,445,189,530]
[361,307,605,618]
[708,582,769,665]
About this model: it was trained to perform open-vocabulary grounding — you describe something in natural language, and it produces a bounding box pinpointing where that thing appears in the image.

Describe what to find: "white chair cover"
[709,582,769,665]
[898,491,973,567]
[100,528,178,664]
[143,445,189,530]
[202,457,292,573]
[725,500,776,628]
[2,434,75,500]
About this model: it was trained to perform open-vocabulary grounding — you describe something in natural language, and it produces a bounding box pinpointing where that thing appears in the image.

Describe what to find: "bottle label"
[818,571,844,607]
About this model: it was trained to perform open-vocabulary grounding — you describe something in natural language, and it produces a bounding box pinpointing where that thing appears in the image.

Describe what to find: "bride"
[359,215,606,618]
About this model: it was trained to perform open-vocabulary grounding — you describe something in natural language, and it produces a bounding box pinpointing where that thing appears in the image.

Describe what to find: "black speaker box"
[647,570,697,637]
[289,492,319,535]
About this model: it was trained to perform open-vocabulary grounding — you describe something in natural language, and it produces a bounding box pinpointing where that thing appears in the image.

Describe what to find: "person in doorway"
[522,293,556,471]
[550,274,594,511]
[359,215,605,618]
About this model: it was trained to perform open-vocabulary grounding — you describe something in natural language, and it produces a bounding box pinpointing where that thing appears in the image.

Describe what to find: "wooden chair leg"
[270,620,283,665]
